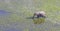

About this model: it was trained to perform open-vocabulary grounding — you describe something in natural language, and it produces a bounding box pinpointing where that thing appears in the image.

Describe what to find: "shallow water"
[0,0,60,31]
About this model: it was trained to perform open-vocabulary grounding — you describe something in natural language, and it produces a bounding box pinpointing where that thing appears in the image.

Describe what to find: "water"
[0,0,60,31]
[0,10,11,16]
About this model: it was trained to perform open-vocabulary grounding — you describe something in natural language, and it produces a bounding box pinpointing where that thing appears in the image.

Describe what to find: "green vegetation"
[0,0,60,31]
[33,18,45,24]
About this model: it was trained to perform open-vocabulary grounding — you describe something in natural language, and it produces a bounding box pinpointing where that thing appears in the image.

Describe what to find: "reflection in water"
[0,10,11,16]
[33,17,45,24]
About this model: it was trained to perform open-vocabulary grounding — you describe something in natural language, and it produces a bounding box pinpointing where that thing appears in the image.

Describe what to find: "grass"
[0,0,60,31]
